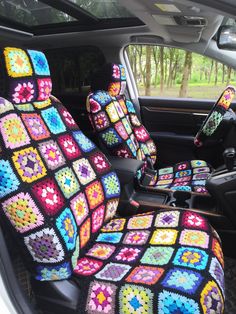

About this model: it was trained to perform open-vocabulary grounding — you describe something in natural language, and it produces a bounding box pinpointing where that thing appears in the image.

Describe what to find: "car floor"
[225,256,236,313]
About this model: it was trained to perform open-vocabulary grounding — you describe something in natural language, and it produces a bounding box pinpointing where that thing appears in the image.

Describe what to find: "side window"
[126,45,235,98]
[46,46,105,95]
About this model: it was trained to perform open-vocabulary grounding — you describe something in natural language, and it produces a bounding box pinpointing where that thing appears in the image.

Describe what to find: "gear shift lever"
[223,147,236,171]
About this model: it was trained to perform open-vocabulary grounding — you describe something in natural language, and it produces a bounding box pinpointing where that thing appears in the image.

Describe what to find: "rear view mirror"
[217,25,236,51]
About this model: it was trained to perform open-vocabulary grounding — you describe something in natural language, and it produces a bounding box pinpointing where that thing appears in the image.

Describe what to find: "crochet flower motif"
[13,82,34,103]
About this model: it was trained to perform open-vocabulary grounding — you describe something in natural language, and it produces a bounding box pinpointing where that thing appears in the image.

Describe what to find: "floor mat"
[225,256,236,313]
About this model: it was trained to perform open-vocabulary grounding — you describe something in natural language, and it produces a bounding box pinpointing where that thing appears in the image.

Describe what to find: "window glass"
[46,46,105,95]
[126,45,236,98]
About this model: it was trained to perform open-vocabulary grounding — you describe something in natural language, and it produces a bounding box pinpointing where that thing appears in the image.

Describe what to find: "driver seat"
[87,63,235,193]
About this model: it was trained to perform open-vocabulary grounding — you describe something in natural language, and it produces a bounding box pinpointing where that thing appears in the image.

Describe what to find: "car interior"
[0,0,236,313]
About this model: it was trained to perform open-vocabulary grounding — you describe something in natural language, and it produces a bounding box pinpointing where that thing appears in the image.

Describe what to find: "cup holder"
[169,191,191,208]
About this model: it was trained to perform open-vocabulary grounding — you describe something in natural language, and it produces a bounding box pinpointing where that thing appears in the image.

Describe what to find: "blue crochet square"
[101,128,122,147]
[41,107,66,134]
[175,169,192,178]
[126,139,137,157]
[28,50,50,76]
[173,247,209,270]
[101,172,120,198]
[36,262,72,281]
[56,208,77,251]
[93,91,112,106]
[96,232,122,243]
[126,100,135,113]
[0,160,20,198]
[158,290,200,314]
[161,267,203,294]
[119,65,126,81]
[73,131,96,152]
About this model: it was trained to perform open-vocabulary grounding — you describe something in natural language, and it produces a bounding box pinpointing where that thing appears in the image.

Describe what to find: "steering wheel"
[194,86,236,147]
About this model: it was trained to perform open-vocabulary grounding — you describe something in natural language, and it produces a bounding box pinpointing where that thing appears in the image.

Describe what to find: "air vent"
[174,16,207,27]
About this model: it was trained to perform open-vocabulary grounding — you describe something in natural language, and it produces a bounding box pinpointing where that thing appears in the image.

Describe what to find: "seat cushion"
[150,160,211,193]
[73,209,224,313]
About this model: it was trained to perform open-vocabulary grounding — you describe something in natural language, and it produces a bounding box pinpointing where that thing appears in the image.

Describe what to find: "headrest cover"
[91,63,126,97]
[0,47,52,106]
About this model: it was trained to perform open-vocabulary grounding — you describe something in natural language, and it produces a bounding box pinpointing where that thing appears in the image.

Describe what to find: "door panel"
[139,97,235,167]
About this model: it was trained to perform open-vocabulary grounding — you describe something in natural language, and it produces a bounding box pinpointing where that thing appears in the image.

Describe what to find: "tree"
[145,46,152,96]
[159,47,164,94]
[179,51,192,98]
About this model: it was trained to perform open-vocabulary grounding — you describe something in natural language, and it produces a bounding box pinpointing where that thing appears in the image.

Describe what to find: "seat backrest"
[0,47,120,281]
[87,63,157,167]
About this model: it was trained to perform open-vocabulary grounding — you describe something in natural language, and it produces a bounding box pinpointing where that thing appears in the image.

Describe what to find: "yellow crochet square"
[4,47,32,78]
[33,99,51,109]
[12,147,47,183]
[150,229,178,245]
[106,103,119,123]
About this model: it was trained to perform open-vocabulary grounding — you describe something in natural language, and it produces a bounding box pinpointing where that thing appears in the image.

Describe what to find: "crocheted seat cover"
[87,63,212,193]
[0,48,224,313]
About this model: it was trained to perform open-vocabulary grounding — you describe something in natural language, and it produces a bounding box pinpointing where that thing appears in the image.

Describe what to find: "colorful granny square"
[70,192,89,226]
[105,199,119,221]
[41,107,66,134]
[113,247,142,263]
[162,267,203,294]
[212,238,224,267]
[4,47,32,77]
[130,113,141,127]
[33,99,51,109]
[38,140,65,170]
[21,113,50,141]
[101,128,122,147]
[74,257,103,276]
[2,192,44,233]
[114,121,128,140]
[73,158,96,185]
[12,147,47,183]
[101,218,126,232]
[127,214,153,230]
[0,113,31,149]
[126,138,137,157]
[56,208,77,250]
[141,246,174,265]
[155,211,180,228]
[85,181,104,210]
[73,131,96,153]
[123,230,150,245]
[158,290,200,314]
[10,78,36,104]
[94,111,110,131]
[159,167,173,175]
[182,211,208,230]
[24,227,65,263]
[55,167,80,198]
[126,266,164,285]
[173,246,209,270]
[114,101,125,118]
[134,126,150,142]
[180,230,209,249]
[119,284,153,313]
[93,91,112,106]
[37,78,52,101]
[175,170,192,178]
[150,229,178,246]
[209,257,224,295]
[95,263,131,281]
[92,206,105,233]
[89,152,110,174]
[28,50,50,76]
[86,281,116,314]
[59,108,77,129]
[0,160,20,197]
[36,262,72,281]
[86,243,115,260]
[193,166,210,174]
[101,172,120,198]
[191,160,207,168]
[106,103,119,123]
[96,232,122,243]
[89,98,101,113]
[32,178,65,216]
[200,281,224,314]
[80,218,91,248]
[57,134,81,160]
[0,97,14,114]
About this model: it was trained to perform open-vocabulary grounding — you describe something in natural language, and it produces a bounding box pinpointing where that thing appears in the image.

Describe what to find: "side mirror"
[217,25,236,51]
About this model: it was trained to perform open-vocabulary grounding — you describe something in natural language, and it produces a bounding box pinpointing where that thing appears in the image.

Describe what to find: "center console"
[108,156,235,231]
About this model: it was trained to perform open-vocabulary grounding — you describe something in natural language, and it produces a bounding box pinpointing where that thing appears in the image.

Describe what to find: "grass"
[138,83,235,99]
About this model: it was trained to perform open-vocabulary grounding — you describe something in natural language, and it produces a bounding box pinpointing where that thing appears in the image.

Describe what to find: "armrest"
[108,156,144,185]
